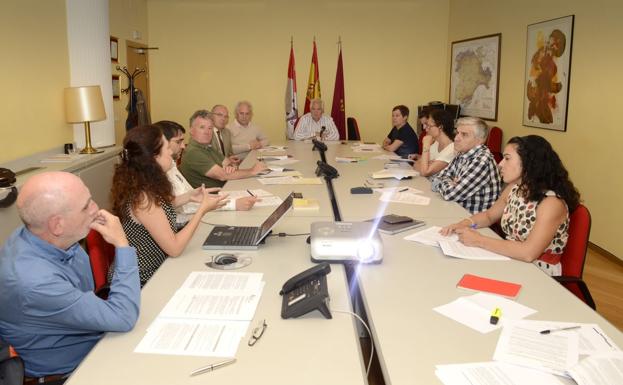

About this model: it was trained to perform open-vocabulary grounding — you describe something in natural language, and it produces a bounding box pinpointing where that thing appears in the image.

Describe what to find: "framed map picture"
[523,15,574,131]
[449,33,501,121]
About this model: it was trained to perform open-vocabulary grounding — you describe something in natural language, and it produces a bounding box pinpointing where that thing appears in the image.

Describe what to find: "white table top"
[66,140,623,385]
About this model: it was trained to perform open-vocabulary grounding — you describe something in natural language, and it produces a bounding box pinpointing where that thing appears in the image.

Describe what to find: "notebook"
[202,193,294,250]
[366,215,425,235]
[456,274,522,298]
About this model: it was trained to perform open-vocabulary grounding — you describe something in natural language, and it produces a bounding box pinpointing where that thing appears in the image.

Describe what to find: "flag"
[285,44,299,139]
[304,41,321,114]
[331,46,346,140]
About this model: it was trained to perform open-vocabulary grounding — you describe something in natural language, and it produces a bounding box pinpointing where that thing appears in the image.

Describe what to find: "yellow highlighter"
[490,307,502,325]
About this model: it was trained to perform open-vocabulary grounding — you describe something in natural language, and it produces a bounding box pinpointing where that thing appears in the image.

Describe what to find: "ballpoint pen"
[190,358,236,377]
[399,188,409,192]
[247,189,255,197]
[539,325,581,334]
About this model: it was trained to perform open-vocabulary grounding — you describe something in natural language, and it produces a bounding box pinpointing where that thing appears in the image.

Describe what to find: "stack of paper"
[257,176,322,185]
[371,169,419,180]
[335,156,364,163]
[352,143,382,153]
[258,170,302,178]
[404,226,458,246]
[436,319,622,385]
[219,189,283,207]
[372,154,402,161]
[379,187,430,205]
[135,271,265,357]
[266,158,300,166]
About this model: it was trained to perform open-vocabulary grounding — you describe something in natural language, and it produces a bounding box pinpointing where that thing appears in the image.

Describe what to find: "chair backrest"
[85,229,115,292]
[486,126,503,163]
[346,117,361,141]
[418,131,427,155]
[559,204,591,278]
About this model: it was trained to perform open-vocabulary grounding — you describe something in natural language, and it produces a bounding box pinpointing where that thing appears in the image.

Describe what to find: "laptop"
[202,193,294,250]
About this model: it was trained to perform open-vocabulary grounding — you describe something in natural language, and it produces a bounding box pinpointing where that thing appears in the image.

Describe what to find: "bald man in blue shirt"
[0,172,140,383]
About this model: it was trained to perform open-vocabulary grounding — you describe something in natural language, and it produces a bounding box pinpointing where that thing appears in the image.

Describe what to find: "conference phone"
[279,263,332,319]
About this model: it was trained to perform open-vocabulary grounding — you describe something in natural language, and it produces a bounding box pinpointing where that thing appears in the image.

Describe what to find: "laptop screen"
[257,193,294,241]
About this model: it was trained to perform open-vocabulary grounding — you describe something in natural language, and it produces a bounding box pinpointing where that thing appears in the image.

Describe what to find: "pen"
[490,307,502,325]
[247,189,255,197]
[190,358,236,377]
[540,325,581,334]
[399,188,409,192]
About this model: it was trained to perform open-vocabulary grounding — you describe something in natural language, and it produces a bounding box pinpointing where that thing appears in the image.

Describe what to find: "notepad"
[457,274,522,298]
[293,198,320,211]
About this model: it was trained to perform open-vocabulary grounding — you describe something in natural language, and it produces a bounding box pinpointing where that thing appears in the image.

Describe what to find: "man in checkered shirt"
[431,117,501,213]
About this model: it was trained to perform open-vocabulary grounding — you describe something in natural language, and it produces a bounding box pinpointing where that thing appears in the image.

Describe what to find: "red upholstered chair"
[346,117,361,141]
[550,204,596,310]
[486,126,503,164]
[85,229,115,299]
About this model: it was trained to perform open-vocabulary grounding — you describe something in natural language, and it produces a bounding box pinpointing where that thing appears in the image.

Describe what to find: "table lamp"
[64,85,106,154]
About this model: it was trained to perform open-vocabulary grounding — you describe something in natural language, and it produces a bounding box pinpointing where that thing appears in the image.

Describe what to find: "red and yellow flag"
[304,41,321,114]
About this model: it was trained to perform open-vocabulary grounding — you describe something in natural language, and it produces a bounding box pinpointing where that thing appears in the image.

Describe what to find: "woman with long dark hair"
[441,135,580,275]
[111,125,226,286]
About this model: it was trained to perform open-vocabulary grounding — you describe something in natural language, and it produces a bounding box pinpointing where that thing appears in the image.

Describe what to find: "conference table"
[66,140,623,385]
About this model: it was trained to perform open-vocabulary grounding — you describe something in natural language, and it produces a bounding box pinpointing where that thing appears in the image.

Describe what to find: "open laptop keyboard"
[231,227,259,245]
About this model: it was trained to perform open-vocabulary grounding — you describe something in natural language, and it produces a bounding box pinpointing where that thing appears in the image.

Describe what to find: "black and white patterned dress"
[500,185,569,276]
[116,199,178,287]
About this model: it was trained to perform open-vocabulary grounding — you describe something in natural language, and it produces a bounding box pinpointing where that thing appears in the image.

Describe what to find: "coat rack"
[116,66,146,130]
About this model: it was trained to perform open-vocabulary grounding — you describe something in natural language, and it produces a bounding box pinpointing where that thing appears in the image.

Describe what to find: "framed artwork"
[110,36,118,63]
[523,15,574,131]
[112,75,120,100]
[449,33,501,121]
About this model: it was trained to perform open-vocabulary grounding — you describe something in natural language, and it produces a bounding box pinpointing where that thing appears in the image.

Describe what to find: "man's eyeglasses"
[248,319,267,346]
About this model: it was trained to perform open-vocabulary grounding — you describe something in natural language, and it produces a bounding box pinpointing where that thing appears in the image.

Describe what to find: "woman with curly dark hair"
[111,125,226,286]
[441,135,580,275]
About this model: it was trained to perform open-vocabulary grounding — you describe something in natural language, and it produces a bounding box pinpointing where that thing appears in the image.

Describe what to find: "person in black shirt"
[382,105,419,158]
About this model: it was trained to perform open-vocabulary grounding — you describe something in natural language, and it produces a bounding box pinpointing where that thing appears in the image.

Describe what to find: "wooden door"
[126,40,151,112]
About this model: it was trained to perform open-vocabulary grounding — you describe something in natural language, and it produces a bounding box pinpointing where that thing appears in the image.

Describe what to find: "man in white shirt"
[154,120,257,226]
[293,99,339,141]
[228,101,270,159]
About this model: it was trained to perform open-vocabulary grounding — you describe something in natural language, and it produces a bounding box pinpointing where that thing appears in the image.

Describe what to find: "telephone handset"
[279,263,332,319]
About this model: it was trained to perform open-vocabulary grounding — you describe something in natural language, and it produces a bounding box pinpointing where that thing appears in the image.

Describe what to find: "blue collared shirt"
[0,226,141,377]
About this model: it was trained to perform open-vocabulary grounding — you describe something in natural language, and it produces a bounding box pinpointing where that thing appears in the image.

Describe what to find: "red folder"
[456,274,522,298]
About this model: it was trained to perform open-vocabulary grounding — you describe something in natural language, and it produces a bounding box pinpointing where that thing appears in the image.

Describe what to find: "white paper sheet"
[218,190,282,207]
[438,239,510,261]
[433,293,537,333]
[568,352,623,385]
[493,320,579,377]
[404,226,458,247]
[371,169,419,179]
[335,156,364,163]
[373,186,423,195]
[258,170,302,178]
[160,283,264,321]
[257,176,322,185]
[372,154,402,160]
[266,158,300,166]
[180,271,263,291]
[435,361,573,385]
[379,190,430,205]
[134,318,248,357]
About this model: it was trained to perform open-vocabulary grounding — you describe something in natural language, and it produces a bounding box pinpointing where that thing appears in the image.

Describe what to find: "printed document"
[404,226,458,247]
[379,190,430,205]
[435,361,573,385]
[567,352,623,385]
[493,319,579,377]
[135,318,248,357]
[438,239,510,261]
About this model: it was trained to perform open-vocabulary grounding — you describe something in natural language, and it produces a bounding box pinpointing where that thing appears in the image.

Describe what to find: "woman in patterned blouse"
[441,135,580,275]
[111,125,227,286]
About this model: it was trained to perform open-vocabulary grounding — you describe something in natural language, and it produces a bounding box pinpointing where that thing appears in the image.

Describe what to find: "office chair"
[486,126,503,164]
[85,229,115,299]
[0,337,23,385]
[551,204,596,310]
[346,117,361,141]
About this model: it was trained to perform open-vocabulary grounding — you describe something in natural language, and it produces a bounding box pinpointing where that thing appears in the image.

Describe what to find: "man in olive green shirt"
[180,110,267,189]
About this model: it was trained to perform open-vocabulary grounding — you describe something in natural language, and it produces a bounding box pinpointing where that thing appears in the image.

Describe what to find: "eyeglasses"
[248,319,267,346]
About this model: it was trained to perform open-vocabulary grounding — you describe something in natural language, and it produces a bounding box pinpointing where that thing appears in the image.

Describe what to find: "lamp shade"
[64,85,106,123]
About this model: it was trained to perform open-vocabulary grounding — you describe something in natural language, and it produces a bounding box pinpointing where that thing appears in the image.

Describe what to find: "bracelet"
[466,217,476,228]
